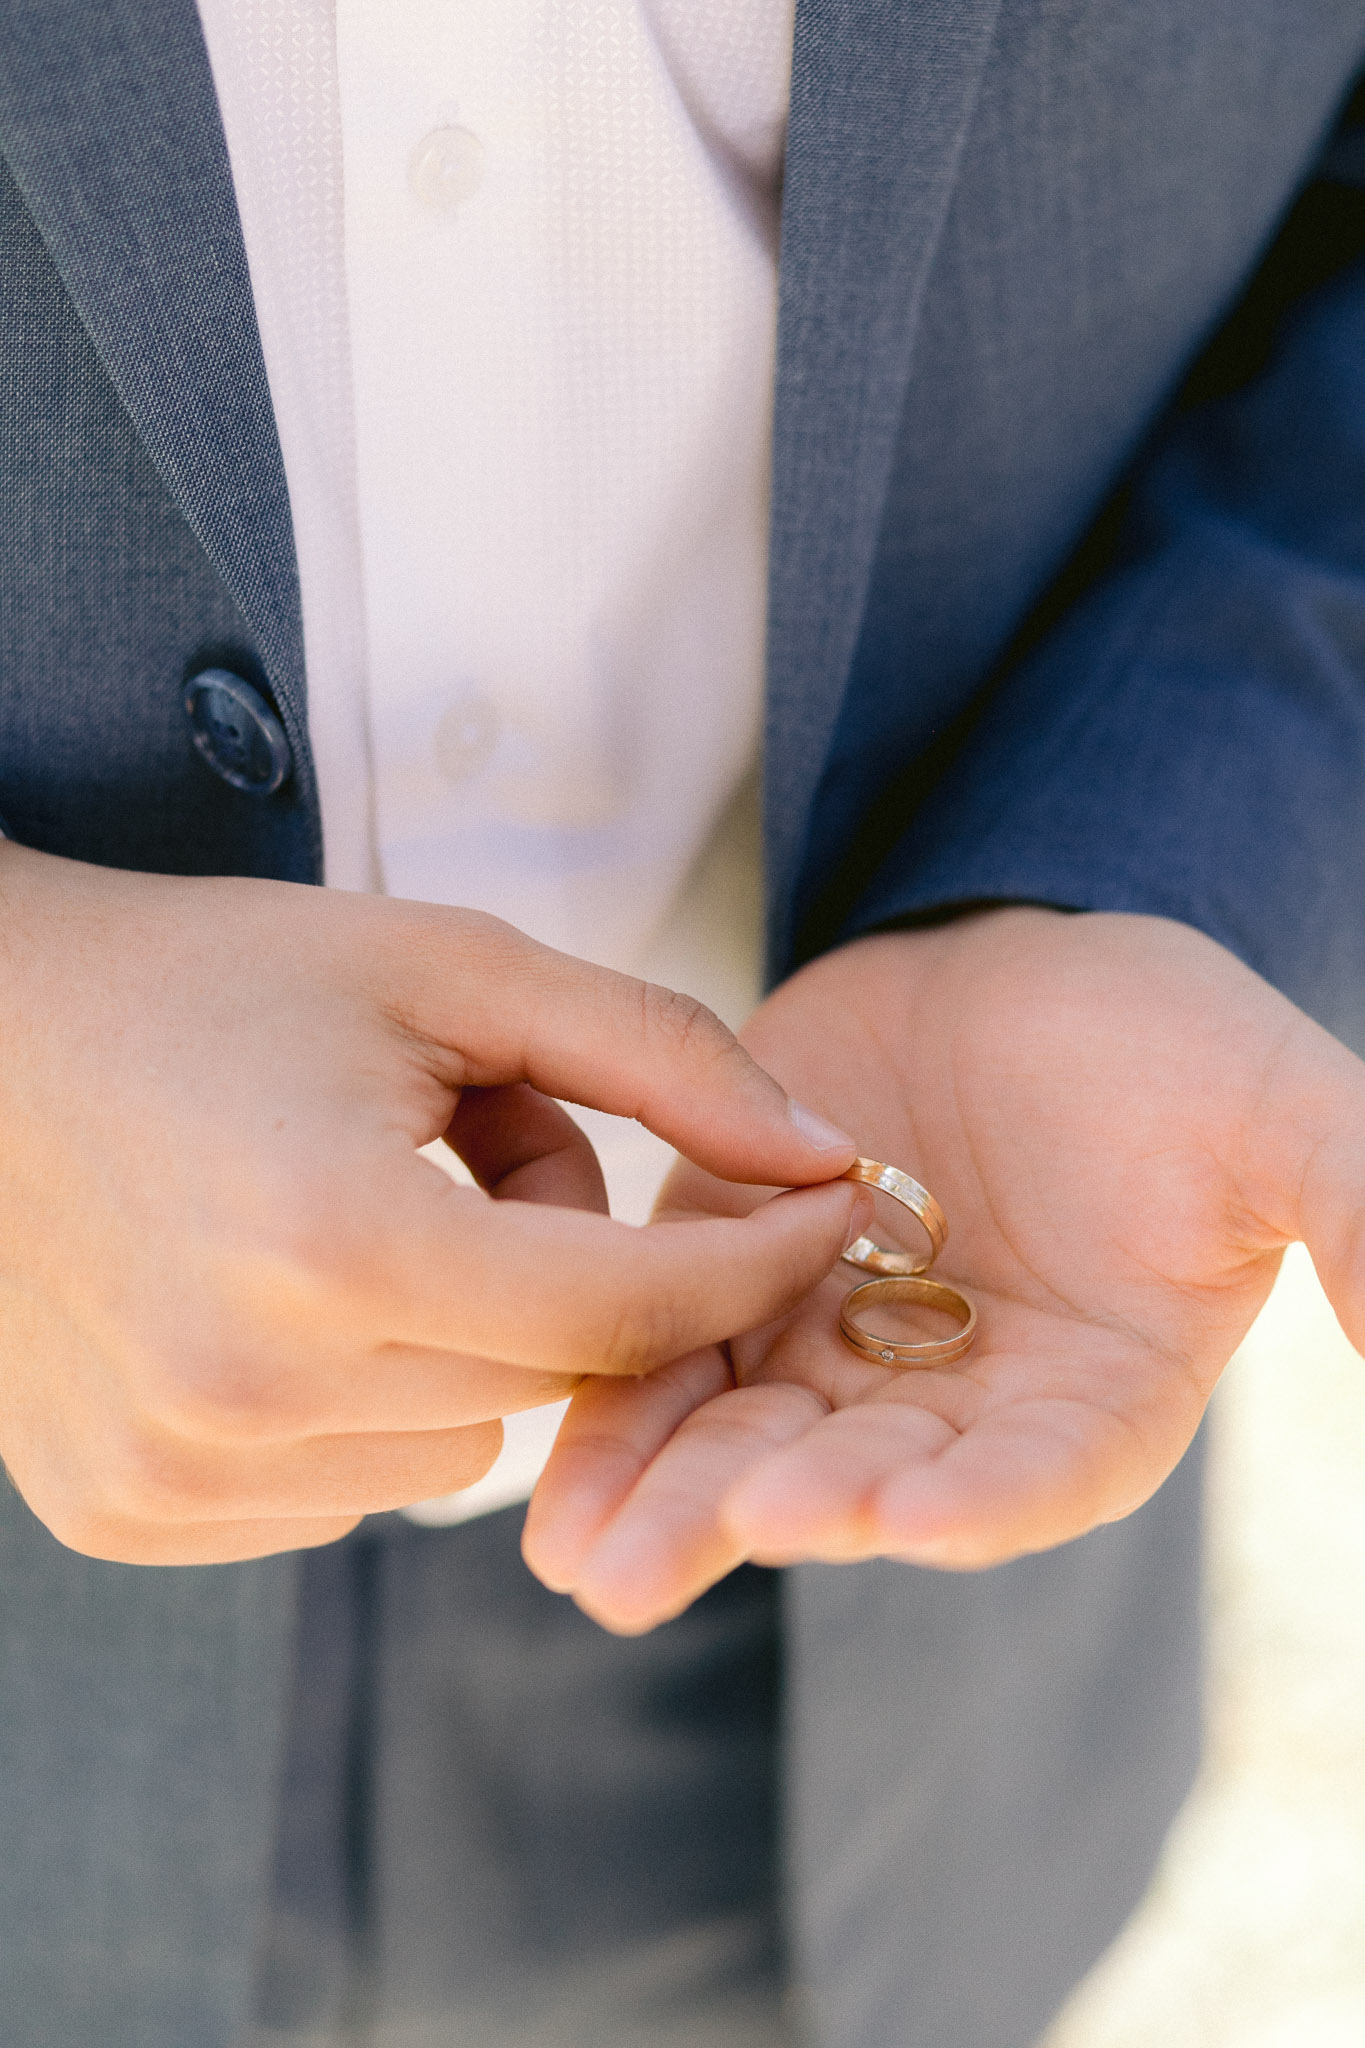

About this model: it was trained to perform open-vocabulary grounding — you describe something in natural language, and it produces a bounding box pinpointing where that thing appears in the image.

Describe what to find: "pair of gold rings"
[835,1158,977,1368]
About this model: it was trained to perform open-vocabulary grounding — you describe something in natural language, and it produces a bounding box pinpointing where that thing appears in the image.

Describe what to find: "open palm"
[524,909,1365,1631]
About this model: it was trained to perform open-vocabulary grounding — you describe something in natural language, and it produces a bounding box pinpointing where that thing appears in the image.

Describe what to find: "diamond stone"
[880,1348,895,1362]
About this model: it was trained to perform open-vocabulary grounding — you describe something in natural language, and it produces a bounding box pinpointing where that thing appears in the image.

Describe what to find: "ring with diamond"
[838,1274,978,1368]
[839,1157,948,1277]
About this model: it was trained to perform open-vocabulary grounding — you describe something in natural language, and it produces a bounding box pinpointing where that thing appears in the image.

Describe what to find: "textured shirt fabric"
[194,0,793,1517]
[195,0,794,954]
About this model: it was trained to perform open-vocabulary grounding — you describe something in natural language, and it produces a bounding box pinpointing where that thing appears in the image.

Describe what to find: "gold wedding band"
[838,1275,978,1368]
[840,1157,947,1277]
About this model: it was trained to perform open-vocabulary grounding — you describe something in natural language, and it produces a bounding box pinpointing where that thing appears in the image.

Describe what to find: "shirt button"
[183,668,292,795]
[433,695,500,785]
[408,126,484,211]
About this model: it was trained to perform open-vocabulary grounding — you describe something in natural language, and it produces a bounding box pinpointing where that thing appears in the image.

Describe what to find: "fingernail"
[788,1098,855,1152]
[843,1190,875,1253]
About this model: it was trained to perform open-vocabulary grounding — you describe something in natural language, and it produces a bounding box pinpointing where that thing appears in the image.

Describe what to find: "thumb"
[388,908,857,1189]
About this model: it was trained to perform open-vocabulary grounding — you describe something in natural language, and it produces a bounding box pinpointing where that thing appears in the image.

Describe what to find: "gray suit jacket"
[4,3,1365,2044]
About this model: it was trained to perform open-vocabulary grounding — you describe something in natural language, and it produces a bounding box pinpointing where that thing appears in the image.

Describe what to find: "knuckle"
[265,1188,354,1298]
[428,903,530,964]
[385,904,536,1013]
[639,982,734,1068]
[129,1306,301,1441]
[244,1159,385,1313]
[591,1287,687,1379]
[143,1349,293,1443]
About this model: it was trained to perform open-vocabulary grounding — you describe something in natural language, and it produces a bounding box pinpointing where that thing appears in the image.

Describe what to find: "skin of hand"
[524,906,1365,1632]
[0,843,870,1567]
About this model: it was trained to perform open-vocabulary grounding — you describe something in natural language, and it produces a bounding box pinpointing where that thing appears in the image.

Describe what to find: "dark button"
[183,669,291,795]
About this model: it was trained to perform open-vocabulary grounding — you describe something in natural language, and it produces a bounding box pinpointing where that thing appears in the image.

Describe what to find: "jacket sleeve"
[845,215,1365,1039]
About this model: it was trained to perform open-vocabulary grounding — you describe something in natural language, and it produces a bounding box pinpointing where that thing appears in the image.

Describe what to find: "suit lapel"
[765,0,1004,973]
[0,0,307,746]
[0,0,998,960]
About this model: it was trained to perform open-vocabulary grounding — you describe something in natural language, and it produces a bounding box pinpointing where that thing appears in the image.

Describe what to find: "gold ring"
[840,1157,947,1277]
[838,1275,978,1368]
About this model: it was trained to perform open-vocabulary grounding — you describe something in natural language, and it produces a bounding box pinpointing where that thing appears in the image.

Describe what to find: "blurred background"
[1044,1245,1365,2048]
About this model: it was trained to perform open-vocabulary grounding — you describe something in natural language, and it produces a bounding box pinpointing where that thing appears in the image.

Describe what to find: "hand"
[524,908,1365,1630]
[0,844,866,1565]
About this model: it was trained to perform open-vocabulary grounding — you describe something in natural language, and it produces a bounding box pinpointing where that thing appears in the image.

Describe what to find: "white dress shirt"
[195,0,794,1516]
[196,0,793,936]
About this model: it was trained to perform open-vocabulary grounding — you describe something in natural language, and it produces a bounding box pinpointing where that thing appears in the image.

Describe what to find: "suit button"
[183,669,292,795]
[408,126,484,211]
[433,694,500,784]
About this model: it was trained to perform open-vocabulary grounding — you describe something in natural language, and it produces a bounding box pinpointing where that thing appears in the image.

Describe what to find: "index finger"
[376,907,858,1187]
